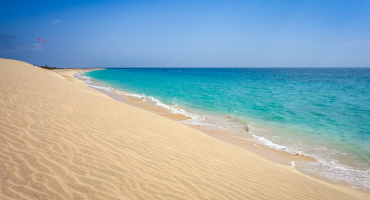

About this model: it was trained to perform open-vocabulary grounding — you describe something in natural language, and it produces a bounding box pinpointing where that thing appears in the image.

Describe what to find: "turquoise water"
[82,68,370,189]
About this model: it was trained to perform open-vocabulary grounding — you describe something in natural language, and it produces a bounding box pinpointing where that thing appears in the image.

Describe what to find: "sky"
[0,0,370,68]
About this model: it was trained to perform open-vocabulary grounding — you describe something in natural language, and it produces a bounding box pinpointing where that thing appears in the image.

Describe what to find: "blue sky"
[1,0,369,68]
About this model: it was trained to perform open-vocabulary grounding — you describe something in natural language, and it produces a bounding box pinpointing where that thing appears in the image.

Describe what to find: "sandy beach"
[1,58,369,199]
[78,74,317,166]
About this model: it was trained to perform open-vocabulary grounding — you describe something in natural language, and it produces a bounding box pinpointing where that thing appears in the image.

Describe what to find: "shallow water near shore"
[81,68,370,192]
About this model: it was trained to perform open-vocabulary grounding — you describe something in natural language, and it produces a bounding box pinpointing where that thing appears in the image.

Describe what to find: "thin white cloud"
[51,19,61,24]
[16,44,43,51]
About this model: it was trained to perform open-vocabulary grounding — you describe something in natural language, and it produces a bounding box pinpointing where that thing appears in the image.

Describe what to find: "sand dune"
[0,58,368,199]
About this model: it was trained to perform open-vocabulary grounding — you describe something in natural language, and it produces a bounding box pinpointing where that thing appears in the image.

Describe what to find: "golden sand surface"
[1,58,369,199]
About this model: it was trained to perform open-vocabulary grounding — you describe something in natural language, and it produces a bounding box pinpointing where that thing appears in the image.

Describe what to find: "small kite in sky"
[38,37,45,43]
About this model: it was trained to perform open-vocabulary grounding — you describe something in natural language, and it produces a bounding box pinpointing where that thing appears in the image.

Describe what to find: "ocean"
[80,68,370,191]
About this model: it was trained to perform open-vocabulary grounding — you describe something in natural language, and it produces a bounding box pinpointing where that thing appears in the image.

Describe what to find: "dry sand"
[0,58,369,199]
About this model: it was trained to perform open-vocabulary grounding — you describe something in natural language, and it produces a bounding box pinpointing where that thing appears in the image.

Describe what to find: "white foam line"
[76,72,204,121]
[292,161,370,189]
[252,135,305,156]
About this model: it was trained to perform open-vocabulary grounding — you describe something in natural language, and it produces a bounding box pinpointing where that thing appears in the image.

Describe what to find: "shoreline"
[1,59,369,199]
[89,80,317,165]
[70,69,370,195]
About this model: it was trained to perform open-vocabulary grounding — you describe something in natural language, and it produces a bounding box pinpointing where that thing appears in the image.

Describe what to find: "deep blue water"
[84,68,370,189]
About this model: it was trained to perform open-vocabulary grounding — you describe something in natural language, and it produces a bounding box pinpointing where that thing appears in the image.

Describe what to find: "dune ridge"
[0,58,368,199]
